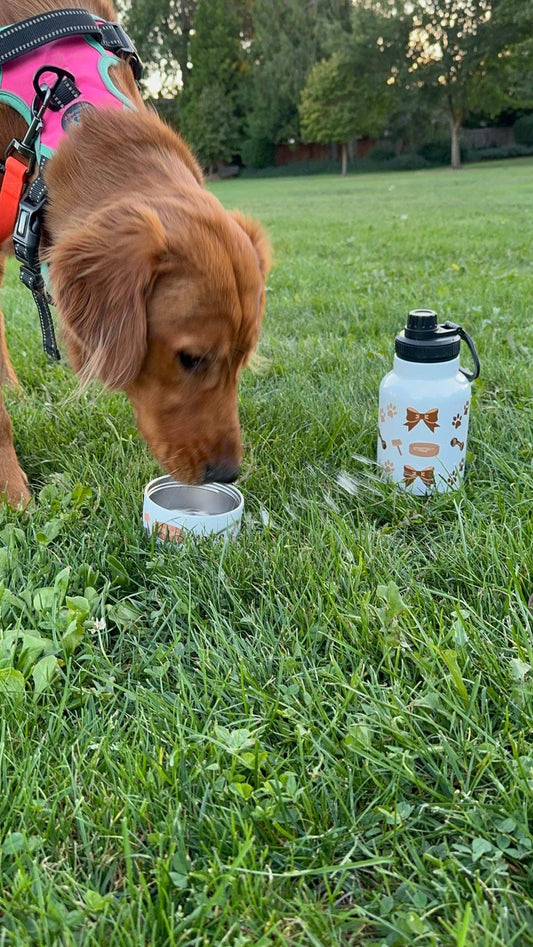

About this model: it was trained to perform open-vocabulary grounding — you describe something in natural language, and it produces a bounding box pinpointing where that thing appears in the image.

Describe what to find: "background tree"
[243,0,351,166]
[407,0,533,169]
[120,0,533,171]
[180,87,241,172]
[299,4,405,175]
[121,0,198,95]
[505,32,533,116]
[299,53,357,175]
[179,0,250,168]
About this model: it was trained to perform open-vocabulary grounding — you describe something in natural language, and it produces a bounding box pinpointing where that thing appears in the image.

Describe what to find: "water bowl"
[143,475,244,544]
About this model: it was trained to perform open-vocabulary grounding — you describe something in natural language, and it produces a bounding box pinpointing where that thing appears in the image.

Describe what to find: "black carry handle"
[0,9,142,80]
[443,322,480,381]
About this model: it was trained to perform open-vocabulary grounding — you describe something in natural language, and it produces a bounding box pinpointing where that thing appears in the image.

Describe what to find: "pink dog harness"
[0,34,135,162]
[0,8,141,359]
[0,8,140,159]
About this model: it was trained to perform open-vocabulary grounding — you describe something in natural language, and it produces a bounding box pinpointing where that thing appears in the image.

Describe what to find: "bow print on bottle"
[404,407,439,432]
[403,465,435,487]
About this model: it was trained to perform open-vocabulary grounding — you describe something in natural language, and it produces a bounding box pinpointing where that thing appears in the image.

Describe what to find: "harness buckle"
[19,264,44,294]
[100,21,143,80]
[4,137,35,170]
[4,138,37,169]
[13,188,47,271]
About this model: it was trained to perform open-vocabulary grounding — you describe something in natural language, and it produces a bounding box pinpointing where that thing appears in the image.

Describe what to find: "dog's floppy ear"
[229,211,271,281]
[48,199,167,388]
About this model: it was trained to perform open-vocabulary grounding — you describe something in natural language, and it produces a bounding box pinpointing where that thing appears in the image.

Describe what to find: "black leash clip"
[5,85,52,170]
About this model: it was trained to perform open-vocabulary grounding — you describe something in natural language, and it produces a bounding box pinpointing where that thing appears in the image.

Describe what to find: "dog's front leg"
[0,258,20,387]
[0,394,30,507]
[0,257,30,507]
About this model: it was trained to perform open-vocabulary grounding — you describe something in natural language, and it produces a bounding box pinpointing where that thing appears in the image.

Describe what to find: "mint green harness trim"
[85,36,136,111]
[0,84,31,123]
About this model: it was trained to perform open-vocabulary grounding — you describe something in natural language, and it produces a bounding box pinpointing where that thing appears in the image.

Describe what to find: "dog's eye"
[177,351,208,373]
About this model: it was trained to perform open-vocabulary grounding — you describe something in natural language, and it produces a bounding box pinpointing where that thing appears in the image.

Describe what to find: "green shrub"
[238,142,533,178]
[241,137,276,169]
[418,136,450,164]
[369,143,396,162]
[241,159,343,178]
[385,153,429,171]
[240,154,431,177]
[418,135,469,165]
[468,143,533,161]
[513,114,533,147]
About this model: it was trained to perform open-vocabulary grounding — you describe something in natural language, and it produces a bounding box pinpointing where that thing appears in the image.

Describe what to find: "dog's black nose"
[203,462,240,484]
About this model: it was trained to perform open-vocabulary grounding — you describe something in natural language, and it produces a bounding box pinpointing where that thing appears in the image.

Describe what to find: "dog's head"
[48,191,270,483]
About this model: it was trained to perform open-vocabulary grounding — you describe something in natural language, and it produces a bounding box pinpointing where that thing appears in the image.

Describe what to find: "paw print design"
[387,403,397,419]
[383,460,394,474]
[464,401,470,416]
[447,470,458,488]
[380,407,386,424]
[452,413,462,429]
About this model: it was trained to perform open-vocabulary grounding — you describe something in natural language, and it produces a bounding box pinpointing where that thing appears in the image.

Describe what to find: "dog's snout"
[203,461,240,484]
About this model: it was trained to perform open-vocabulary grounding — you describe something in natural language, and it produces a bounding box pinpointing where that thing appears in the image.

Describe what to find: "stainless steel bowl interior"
[147,477,241,516]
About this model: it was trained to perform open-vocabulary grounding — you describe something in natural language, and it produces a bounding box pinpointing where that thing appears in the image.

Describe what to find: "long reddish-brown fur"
[0,0,270,505]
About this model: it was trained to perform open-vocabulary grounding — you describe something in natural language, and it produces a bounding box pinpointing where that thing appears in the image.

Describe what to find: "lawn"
[0,158,532,946]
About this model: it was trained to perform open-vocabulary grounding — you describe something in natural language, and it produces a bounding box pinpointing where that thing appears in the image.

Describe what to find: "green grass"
[0,158,532,946]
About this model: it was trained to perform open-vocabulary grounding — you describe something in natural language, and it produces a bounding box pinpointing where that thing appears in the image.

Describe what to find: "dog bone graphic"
[450,437,464,450]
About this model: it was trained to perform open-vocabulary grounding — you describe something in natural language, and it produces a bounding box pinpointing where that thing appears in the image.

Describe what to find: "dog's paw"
[1,467,31,510]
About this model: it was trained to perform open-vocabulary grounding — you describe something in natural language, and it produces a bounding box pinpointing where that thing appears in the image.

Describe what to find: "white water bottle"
[377,309,480,494]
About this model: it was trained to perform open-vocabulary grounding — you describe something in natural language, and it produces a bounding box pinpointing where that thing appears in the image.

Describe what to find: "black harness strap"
[14,174,60,362]
[22,272,60,363]
[0,8,142,79]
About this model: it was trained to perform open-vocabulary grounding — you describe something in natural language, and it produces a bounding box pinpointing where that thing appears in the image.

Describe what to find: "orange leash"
[0,154,29,244]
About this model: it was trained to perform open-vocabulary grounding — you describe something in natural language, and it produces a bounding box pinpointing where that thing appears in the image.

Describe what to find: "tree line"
[121,0,533,172]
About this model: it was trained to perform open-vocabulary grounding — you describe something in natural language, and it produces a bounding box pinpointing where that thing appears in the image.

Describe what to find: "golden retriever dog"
[0,0,269,506]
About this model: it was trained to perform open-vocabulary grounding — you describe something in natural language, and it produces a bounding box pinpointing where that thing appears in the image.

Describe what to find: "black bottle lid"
[395,309,480,380]
[395,309,461,363]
